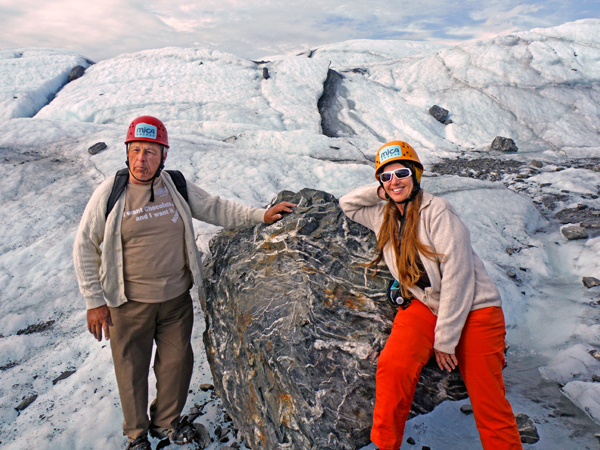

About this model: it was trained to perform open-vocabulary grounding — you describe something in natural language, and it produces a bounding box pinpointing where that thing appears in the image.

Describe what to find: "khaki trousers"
[109,291,194,439]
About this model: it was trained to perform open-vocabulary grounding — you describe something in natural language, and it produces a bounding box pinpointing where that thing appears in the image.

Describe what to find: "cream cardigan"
[339,186,502,354]
[73,171,266,310]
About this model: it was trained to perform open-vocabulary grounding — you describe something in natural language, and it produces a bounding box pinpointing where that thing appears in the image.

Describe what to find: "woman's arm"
[428,205,477,355]
[339,185,386,231]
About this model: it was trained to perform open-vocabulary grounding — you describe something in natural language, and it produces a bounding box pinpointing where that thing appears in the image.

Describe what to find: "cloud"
[0,0,597,62]
[0,0,173,61]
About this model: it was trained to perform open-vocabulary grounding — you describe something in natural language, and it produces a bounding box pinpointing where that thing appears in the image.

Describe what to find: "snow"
[0,48,91,121]
[292,39,448,69]
[1,18,600,450]
[578,237,600,279]
[562,381,600,424]
[529,168,600,196]
[539,344,600,384]
[324,19,600,158]
[35,48,331,139]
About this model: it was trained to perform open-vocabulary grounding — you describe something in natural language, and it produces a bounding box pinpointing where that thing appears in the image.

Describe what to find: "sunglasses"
[378,167,412,183]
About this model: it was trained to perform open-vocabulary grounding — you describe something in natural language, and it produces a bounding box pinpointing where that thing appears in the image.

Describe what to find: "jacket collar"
[419,191,433,211]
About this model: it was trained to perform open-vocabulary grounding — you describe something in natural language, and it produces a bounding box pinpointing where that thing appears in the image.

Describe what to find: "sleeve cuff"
[253,208,268,224]
[433,334,459,355]
[85,296,108,310]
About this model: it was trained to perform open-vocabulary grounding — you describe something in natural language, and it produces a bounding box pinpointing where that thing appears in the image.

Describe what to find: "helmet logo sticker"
[379,145,402,164]
[134,123,157,140]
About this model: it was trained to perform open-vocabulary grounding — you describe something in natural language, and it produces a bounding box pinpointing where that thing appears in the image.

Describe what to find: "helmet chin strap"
[125,145,165,202]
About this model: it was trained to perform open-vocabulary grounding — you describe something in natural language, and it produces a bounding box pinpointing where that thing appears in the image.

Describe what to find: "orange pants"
[371,300,522,450]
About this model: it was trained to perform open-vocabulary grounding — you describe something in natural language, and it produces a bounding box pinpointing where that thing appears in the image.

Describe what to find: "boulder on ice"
[201,188,467,450]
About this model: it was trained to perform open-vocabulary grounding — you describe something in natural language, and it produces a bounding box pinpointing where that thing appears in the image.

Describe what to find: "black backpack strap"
[105,168,129,219]
[105,169,189,220]
[165,170,189,203]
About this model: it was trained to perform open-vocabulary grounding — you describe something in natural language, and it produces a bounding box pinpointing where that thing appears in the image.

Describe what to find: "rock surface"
[515,413,540,444]
[530,160,544,168]
[428,105,449,123]
[52,370,76,385]
[191,423,212,449]
[202,188,467,450]
[430,157,523,182]
[555,206,600,229]
[460,403,473,415]
[67,65,86,83]
[561,226,589,240]
[583,277,600,289]
[16,320,55,336]
[0,362,18,371]
[88,142,107,155]
[491,136,518,152]
[15,394,37,412]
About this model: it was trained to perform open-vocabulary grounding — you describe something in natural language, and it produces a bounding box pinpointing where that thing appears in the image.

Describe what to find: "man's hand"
[87,305,113,341]
[434,349,458,372]
[264,201,296,224]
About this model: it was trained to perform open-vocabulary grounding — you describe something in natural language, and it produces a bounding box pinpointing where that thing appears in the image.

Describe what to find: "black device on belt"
[387,279,413,310]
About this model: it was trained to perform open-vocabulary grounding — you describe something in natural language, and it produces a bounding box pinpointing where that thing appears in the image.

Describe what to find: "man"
[73,116,294,450]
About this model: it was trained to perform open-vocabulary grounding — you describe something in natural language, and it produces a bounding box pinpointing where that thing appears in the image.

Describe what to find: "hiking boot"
[150,419,197,445]
[126,435,151,450]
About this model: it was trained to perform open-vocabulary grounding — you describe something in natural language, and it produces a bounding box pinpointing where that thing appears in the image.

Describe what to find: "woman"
[339,141,522,450]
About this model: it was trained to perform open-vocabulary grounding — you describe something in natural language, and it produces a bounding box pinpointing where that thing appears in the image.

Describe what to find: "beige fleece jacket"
[339,185,502,354]
[73,171,267,310]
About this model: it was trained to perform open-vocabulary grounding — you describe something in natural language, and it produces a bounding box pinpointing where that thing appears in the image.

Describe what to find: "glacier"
[0,18,600,450]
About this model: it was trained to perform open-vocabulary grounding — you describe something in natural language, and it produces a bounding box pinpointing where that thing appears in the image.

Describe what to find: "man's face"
[127,141,166,184]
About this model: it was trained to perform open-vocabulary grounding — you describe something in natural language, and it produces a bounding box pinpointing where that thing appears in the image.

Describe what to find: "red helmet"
[124,116,169,148]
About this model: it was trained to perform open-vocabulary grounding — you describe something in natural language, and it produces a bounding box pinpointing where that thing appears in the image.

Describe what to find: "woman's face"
[379,162,414,203]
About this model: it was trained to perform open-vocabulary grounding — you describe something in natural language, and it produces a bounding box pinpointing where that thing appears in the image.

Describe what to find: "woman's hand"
[377,186,387,200]
[434,349,458,372]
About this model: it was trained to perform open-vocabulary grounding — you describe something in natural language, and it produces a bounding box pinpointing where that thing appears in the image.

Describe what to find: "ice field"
[0,18,600,449]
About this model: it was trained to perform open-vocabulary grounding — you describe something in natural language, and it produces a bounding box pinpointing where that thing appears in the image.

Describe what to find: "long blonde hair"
[368,190,442,298]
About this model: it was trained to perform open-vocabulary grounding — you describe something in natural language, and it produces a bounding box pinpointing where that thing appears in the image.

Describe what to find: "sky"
[0,0,599,62]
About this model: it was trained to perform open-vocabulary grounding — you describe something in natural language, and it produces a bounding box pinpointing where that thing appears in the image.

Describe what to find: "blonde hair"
[368,190,442,298]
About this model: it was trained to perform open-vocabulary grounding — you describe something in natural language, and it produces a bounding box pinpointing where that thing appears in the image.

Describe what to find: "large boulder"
[201,188,467,450]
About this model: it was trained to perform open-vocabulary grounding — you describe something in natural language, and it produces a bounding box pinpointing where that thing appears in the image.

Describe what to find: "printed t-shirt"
[121,177,191,303]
